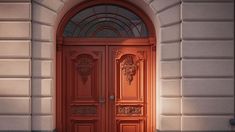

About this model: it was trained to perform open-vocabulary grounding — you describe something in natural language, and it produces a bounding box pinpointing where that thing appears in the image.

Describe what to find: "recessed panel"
[118,120,144,132]
[70,54,99,102]
[116,54,145,101]
[73,121,97,132]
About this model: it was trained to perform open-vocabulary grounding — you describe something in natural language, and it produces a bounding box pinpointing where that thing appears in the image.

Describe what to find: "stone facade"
[0,0,234,131]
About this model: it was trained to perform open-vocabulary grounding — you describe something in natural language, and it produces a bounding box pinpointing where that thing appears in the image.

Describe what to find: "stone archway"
[32,0,181,131]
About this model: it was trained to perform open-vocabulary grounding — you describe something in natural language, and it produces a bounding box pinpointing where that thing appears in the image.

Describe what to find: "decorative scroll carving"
[121,55,137,85]
[137,50,145,60]
[75,54,95,84]
[117,106,142,115]
[72,106,97,114]
[113,50,122,58]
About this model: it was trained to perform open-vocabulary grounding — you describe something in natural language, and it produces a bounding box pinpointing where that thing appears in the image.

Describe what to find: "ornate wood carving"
[137,50,145,60]
[121,55,138,85]
[72,106,97,114]
[75,54,95,84]
[113,50,122,58]
[117,106,142,115]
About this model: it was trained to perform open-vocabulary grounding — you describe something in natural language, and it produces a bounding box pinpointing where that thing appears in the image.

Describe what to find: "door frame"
[56,1,156,132]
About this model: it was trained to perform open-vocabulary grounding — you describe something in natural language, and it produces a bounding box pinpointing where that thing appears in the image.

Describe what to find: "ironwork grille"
[63,5,149,38]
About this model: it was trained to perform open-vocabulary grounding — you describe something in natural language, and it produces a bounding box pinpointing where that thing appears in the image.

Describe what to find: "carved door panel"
[63,46,106,132]
[108,46,151,132]
[63,45,152,132]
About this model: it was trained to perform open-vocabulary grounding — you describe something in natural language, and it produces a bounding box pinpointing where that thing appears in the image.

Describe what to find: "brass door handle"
[109,95,115,100]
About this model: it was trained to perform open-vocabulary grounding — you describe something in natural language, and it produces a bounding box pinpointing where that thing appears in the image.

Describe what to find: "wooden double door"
[62,45,154,132]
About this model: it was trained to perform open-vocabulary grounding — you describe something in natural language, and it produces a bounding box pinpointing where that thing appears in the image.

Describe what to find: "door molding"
[56,1,156,132]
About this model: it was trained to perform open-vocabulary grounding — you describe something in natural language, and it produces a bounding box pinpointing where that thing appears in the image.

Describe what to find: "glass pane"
[71,7,93,22]
[63,21,76,37]
[63,5,149,38]
[95,29,119,37]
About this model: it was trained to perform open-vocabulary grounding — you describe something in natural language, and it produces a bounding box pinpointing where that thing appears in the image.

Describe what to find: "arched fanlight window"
[63,5,149,38]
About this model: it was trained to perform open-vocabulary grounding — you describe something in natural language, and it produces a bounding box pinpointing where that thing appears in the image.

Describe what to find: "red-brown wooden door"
[63,46,106,132]
[108,46,151,132]
[62,45,152,132]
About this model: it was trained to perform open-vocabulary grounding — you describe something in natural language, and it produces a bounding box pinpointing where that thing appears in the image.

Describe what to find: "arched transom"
[63,5,149,38]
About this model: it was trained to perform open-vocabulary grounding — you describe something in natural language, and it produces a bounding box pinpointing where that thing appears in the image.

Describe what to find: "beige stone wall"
[181,0,234,131]
[151,0,234,131]
[0,0,31,131]
[0,0,233,131]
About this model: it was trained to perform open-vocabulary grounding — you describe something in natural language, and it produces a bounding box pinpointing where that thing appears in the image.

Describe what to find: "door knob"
[109,95,115,100]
